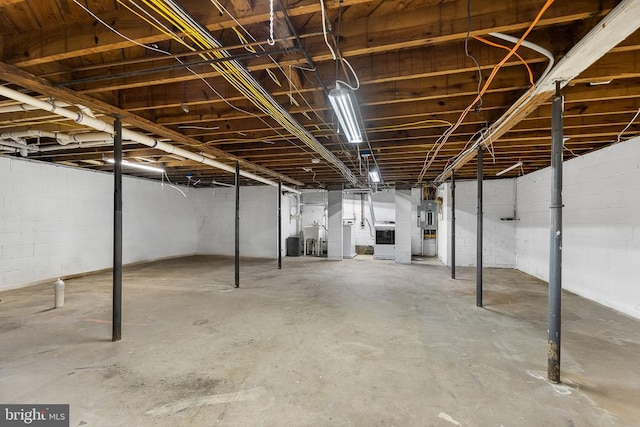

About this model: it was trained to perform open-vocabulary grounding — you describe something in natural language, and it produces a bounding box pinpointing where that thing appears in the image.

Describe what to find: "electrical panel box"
[417,200,438,231]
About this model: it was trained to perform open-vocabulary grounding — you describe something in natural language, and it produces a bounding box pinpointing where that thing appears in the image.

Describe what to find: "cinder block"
[2,195,21,220]
[2,268,35,287]
[1,232,22,245]
[34,243,59,257]
[2,220,20,233]
[1,244,34,259]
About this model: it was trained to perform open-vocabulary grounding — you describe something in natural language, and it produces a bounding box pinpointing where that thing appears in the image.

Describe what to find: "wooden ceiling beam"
[64,24,640,103]
[292,0,618,63]
[70,36,549,95]
[3,0,377,67]
[0,60,304,186]
[113,53,542,112]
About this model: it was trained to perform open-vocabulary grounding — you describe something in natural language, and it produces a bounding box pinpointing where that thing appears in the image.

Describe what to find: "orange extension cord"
[418,0,555,181]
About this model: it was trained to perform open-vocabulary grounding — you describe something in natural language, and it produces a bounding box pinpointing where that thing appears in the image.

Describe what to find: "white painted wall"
[370,188,396,224]
[0,156,198,290]
[442,178,517,268]
[300,191,327,230]
[516,135,640,319]
[327,190,343,260]
[437,183,450,265]
[411,187,423,256]
[342,193,374,246]
[395,189,412,264]
[196,186,280,258]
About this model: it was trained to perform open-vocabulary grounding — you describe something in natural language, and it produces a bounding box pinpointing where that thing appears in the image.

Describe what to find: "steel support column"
[112,118,122,342]
[451,172,456,279]
[278,181,282,270]
[548,83,564,383]
[476,147,483,308]
[235,161,240,288]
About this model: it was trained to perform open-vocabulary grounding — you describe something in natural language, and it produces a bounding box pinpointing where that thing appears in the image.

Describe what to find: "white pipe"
[488,32,555,80]
[0,85,300,194]
[56,132,113,145]
[0,130,113,145]
[0,100,94,118]
[76,104,96,119]
[0,139,34,151]
[1,139,118,158]
[38,141,116,152]
[0,100,71,114]
[367,192,377,226]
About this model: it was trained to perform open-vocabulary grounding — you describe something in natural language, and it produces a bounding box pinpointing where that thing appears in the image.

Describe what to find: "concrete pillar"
[395,188,412,264]
[327,189,343,260]
[410,187,422,256]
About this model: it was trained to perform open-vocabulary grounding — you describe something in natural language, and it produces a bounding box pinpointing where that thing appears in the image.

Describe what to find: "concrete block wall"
[342,193,375,246]
[370,188,396,223]
[300,191,327,229]
[447,178,517,267]
[395,189,412,264]
[437,183,450,265]
[0,157,198,290]
[411,188,423,256]
[327,190,343,260]
[196,186,280,258]
[516,135,640,319]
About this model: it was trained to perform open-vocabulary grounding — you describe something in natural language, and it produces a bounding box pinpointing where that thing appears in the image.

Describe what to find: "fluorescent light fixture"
[106,158,165,173]
[328,86,363,143]
[368,169,381,183]
[211,180,234,187]
[496,161,523,176]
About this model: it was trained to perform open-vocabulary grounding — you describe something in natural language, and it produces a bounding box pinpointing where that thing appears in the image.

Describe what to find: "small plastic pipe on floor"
[54,278,65,308]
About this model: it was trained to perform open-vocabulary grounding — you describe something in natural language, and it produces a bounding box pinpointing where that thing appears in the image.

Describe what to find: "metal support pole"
[235,161,240,288]
[476,146,483,307]
[451,172,456,279]
[278,181,282,270]
[548,83,564,383]
[112,118,122,342]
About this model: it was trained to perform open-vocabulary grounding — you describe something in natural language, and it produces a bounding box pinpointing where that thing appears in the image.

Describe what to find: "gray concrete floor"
[1,255,639,426]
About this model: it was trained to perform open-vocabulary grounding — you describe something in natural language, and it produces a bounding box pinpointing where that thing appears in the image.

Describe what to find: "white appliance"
[343,224,356,258]
[374,224,395,260]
